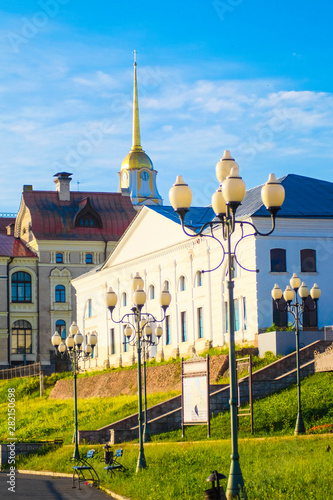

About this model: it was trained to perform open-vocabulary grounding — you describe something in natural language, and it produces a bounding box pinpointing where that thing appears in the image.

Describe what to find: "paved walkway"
[0,471,117,500]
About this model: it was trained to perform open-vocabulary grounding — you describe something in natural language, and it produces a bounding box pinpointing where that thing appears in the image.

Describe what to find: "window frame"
[181,311,187,342]
[179,276,186,292]
[55,320,66,339]
[55,284,66,303]
[197,307,203,338]
[270,248,287,273]
[11,271,32,303]
[85,253,93,264]
[56,253,63,264]
[300,249,316,273]
[11,320,32,354]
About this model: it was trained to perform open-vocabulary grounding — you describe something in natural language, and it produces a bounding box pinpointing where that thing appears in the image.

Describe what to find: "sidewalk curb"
[17,470,131,499]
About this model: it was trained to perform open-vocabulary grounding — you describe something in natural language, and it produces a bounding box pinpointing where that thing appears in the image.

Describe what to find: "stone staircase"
[79,339,332,445]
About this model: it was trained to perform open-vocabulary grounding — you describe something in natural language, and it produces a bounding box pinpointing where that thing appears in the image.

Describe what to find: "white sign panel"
[183,375,208,423]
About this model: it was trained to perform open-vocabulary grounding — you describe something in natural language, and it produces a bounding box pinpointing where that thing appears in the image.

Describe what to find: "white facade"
[72,201,333,369]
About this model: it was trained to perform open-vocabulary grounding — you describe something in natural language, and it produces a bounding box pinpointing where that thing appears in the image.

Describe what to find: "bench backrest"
[86,449,95,459]
[115,449,123,458]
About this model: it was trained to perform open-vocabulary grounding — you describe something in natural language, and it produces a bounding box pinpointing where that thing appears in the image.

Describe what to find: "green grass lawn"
[1,370,333,499]
[15,436,333,500]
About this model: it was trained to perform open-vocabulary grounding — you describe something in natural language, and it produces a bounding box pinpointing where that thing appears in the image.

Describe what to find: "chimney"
[54,172,72,202]
[23,185,33,192]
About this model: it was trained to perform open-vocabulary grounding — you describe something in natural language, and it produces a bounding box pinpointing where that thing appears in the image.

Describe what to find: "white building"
[72,173,333,369]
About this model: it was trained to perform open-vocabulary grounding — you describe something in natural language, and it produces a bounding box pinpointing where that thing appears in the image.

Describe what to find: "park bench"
[104,447,126,476]
[72,449,100,490]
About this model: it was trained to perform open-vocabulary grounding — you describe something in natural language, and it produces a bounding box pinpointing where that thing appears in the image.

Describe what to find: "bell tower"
[118,52,163,207]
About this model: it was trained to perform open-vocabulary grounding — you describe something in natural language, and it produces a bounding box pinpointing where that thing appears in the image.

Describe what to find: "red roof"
[21,191,137,241]
[0,234,37,258]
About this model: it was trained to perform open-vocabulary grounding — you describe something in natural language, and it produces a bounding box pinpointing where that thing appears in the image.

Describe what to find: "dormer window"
[74,197,102,229]
[79,215,100,228]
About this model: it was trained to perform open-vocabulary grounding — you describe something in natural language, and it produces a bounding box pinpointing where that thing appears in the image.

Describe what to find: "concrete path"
[0,471,118,500]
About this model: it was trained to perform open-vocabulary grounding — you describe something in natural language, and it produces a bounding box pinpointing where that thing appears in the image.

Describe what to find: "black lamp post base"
[294,412,306,435]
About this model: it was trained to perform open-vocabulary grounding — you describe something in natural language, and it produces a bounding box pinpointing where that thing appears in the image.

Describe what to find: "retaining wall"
[79,340,332,445]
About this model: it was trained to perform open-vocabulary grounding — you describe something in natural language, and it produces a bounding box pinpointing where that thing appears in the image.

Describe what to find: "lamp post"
[272,274,321,435]
[105,273,171,472]
[169,150,285,499]
[51,322,97,460]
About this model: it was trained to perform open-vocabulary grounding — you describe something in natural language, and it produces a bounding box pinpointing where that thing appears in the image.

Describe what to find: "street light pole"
[272,276,321,435]
[51,322,98,461]
[105,274,171,472]
[142,340,151,443]
[169,150,285,499]
[73,349,79,460]
[135,308,146,470]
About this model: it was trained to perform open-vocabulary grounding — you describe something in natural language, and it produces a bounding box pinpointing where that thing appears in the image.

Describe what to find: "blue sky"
[1,0,333,211]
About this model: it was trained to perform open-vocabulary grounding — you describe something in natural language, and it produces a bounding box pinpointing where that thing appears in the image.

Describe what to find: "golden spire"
[132,50,142,152]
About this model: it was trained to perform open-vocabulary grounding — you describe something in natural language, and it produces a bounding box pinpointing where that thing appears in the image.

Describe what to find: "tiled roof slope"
[237,174,333,219]
[0,234,37,258]
[22,191,137,240]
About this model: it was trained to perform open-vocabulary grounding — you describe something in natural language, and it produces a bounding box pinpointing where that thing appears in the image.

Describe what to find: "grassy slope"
[1,370,333,499]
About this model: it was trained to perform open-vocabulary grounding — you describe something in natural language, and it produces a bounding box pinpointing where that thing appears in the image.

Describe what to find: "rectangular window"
[224,301,240,331]
[303,297,318,328]
[197,307,203,338]
[225,302,228,333]
[300,249,316,272]
[243,298,247,330]
[165,316,171,345]
[181,312,187,342]
[234,299,240,331]
[270,248,286,272]
[123,326,128,352]
[110,328,115,355]
[272,298,288,328]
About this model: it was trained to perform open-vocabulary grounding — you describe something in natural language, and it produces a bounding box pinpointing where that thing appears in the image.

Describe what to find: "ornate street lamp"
[51,322,97,460]
[105,273,171,472]
[272,274,321,434]
[169,150,285,499]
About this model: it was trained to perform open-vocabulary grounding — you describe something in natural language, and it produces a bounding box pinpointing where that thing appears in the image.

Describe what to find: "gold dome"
[121,149,153,171]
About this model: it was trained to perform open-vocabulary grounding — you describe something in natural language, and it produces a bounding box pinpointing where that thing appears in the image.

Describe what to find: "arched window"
[11,272,32,302]
[121,292,127,307]
[56,253,63,263]
[86,253,93,264]
[179,276,186,292]
[300,249,316,273]
[163,280,170,292]
[270,248,286,272]
[195,271,202,287]
[148,285,155,300]
[55,285,66,303]
[55,320,66,339]
[12,320,32,354]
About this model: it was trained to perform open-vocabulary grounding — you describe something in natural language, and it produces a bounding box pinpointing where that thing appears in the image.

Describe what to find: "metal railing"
[0,362,41,380]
